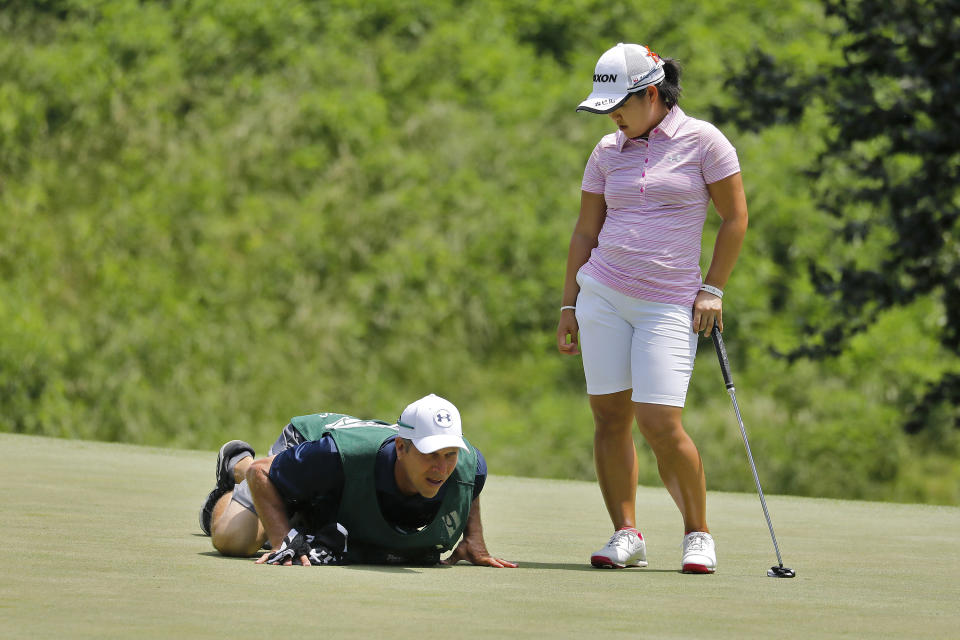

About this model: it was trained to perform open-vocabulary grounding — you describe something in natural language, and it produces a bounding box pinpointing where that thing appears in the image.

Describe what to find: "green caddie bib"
[288,414,477,564]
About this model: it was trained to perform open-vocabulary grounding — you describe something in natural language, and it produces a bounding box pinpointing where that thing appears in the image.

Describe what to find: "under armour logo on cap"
[434,409,453,428]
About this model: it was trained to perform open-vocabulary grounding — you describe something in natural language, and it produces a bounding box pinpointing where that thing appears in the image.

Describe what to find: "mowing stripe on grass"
[0,433,957,639]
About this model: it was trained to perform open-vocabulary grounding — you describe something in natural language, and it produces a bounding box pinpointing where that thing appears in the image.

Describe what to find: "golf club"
[710,320,796,578]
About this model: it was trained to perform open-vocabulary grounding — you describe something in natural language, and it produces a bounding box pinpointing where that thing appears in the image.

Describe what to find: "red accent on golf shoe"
[591,554,623,569]
[682,562,715,574]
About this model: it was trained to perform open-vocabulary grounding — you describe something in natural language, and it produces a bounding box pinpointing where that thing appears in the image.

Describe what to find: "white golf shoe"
[590,527,648,568]
[681,531,717,574]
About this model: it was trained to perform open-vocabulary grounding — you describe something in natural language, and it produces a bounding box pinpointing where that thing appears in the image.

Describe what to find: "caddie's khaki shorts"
[231,423,306,512]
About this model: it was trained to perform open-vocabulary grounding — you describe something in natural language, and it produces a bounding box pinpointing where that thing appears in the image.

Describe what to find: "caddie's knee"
[211,504,264,557]
[212,526,262,557]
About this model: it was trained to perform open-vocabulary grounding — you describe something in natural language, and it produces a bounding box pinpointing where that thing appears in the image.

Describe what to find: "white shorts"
[575,272,698,406]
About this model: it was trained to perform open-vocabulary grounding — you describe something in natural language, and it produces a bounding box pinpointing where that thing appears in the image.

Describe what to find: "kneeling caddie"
[199,394,516,568]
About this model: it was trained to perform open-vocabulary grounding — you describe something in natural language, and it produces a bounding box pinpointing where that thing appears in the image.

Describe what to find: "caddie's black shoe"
[215,440,255,492]
[198,440,255,535]
[199,487,224,536]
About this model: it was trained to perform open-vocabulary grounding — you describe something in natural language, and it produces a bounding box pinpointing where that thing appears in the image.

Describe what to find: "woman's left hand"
[692,290,723,337]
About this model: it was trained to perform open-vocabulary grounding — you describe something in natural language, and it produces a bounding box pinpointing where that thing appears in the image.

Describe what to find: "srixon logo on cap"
[594,73,618,82]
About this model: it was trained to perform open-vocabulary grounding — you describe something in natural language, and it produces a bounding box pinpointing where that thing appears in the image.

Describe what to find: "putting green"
[1,432,957,639]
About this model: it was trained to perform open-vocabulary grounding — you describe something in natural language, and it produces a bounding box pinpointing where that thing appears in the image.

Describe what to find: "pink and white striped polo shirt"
[579,106,740,306]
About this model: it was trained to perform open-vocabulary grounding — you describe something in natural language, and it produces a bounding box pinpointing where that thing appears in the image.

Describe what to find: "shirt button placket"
[641,138,652,193]
[641,142,648,194]
[640,142,650,193]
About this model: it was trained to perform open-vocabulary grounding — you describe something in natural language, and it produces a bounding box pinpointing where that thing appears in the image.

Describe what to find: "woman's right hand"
[557,310,580,355]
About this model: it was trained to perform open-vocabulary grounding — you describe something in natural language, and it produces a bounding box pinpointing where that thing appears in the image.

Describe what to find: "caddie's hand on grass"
[442,540,518,568]
[556,311,580,355]
[692,290,722,337]
[255,528,313,567]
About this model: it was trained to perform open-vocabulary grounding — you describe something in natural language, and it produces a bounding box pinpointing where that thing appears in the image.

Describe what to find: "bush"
[1,0,956,503]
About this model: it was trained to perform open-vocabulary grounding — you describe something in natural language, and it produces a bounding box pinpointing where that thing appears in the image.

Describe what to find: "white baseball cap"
[576,42,665,114]
[397,394,468,453]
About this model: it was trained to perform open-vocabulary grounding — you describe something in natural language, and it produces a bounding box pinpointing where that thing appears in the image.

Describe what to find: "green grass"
[1,432,957,639]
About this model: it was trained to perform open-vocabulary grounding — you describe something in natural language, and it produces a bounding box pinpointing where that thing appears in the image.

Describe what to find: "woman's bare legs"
[591,392,708,534]
[634,402,708,533]
[590,390,638,530]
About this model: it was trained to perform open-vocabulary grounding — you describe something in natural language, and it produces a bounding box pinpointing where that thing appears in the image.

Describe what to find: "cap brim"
[412,434,469,453]
[576,93,630,114]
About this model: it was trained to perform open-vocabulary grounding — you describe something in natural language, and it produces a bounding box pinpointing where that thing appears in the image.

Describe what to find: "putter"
[710,321,796,578]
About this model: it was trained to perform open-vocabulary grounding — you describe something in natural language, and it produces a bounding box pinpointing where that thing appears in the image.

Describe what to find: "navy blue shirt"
[268,434,487,532]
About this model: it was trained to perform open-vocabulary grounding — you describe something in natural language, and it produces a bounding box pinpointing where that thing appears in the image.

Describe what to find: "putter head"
[767,565,796,578]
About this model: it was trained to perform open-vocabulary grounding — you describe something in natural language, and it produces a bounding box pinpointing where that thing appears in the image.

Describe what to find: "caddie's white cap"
[576,42,665,114]
[397,394,468,453]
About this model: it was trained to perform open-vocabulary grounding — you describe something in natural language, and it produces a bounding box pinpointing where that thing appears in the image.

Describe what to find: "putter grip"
[711,321,735,390]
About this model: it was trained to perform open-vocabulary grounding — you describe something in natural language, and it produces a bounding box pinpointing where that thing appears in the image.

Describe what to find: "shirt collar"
[615,105,686,151]
[375,436,400,493]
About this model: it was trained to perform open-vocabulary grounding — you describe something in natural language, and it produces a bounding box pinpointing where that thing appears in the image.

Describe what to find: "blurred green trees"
[1,0,956,503]
[712,0,960,434]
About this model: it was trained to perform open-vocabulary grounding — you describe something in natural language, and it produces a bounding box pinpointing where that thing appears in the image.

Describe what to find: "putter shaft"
[712,324,793,576]
[726,386,784,568]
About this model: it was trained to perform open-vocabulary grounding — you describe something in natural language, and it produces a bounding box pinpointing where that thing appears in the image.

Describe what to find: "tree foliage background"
[712,0,960,434]
[1,0,957,504]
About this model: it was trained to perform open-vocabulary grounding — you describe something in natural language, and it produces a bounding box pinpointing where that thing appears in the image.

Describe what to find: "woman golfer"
[557,43,748,573]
